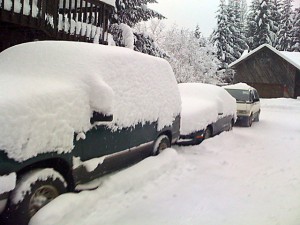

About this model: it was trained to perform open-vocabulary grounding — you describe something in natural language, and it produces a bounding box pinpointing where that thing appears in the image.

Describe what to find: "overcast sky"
[150,0,300,37]
[150,0,221,37]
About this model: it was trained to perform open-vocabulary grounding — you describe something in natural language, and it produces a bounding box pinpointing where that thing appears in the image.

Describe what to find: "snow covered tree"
[290,7,300,51]
[269,0,283,46]
[246,0,277,49]
[228,0,248,58]
[254,0,275,47]
[161,25,221,83]
[112,0,165,27]
[276,0,294,51]
[109,0,166,57]
[212,0,235,69]
[246,0,259,49]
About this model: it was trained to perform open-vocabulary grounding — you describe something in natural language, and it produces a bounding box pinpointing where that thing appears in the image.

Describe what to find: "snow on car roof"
[223,83,254,91]
[179,83,236,135]
[0,41,181,161]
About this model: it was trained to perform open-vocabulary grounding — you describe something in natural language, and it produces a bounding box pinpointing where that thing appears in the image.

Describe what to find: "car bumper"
[176,130,205,146]
[235,115,250,125]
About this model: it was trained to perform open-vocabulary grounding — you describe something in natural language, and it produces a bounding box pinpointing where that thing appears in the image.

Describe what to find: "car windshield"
[225,89,250,102]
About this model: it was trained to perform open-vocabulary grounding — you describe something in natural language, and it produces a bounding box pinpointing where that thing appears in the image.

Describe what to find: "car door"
[73,124,131,162]
[251,89,260,115]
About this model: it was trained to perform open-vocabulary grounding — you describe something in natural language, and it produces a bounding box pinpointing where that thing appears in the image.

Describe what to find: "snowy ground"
[31,98,300,225]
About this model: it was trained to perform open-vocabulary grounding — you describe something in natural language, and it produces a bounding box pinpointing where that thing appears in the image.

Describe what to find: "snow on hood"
[0,41,181,161]
[179,83,236,135]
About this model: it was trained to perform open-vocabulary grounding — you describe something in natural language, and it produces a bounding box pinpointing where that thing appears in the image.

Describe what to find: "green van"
[0,41,181,224]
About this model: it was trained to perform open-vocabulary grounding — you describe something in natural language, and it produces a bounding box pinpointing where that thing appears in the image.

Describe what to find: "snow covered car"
[0,41,181,225]
[224,83,261,127]
[177,83,236,145]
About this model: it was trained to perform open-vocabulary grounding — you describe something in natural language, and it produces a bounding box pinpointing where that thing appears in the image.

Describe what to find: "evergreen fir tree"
[291,7,300,51]
[213,0,235,69]
[112,0,165,27]
[276,0,294,51]
[246,0,260,49]
[229,0,248,58]
[254,0,275,47]
[269,0,283,46]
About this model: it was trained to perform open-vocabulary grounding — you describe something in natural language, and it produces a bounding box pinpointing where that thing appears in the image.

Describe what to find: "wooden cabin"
[0,0,114,52]
[229,44,300,98]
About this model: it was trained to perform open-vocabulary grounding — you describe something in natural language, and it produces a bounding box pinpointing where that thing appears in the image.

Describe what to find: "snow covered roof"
[0,41,180,161]
[229,44,300,71]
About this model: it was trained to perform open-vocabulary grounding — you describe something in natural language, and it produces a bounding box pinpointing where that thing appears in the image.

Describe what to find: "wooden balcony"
[0,0,114,52]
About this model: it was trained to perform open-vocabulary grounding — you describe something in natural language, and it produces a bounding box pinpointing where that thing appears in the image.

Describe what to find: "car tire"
[152,135,171,156]
[227,119,234,131]
[3,169,67,225]
[246,114,253,127]
[254,111,260,122]
[204,127,212,139]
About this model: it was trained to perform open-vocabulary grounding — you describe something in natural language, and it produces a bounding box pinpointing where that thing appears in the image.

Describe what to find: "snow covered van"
[0,41,181,224]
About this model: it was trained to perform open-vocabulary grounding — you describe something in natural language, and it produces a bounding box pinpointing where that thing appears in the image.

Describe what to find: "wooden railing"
[0,0,114,45]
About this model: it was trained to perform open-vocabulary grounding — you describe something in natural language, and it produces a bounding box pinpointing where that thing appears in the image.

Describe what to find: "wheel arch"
[157,130,172,144]
[16,158,74,192]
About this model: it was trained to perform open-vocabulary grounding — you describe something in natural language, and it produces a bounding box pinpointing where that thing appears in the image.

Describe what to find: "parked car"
[224,83,261,127]
[177,83,236,145]
[0,41,181,225]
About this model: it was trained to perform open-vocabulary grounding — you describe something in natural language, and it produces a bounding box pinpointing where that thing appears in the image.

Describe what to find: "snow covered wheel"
[152,135,171,156]
[4,169,67,225]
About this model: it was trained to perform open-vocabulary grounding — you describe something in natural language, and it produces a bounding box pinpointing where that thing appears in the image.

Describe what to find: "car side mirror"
[253,98,259,102]
[90,111,113,124]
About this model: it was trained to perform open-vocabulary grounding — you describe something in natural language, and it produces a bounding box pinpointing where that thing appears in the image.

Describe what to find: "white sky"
[150,0,300,37]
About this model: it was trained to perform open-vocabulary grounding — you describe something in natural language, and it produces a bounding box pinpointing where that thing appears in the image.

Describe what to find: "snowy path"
[31,98,300,225]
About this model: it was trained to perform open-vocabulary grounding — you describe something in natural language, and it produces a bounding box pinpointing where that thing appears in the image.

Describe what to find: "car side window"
[254,90,259,100]
[253,90,259,101]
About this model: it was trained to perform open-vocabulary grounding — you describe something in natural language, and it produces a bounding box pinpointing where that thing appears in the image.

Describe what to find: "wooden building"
[229,44,300,98]
[0,0,114,52]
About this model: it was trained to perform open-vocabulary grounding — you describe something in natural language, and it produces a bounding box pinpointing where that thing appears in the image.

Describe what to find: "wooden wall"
[233,47,298,98]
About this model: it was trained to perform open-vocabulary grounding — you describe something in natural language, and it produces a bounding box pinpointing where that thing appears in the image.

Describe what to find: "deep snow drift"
[30,98,300,225]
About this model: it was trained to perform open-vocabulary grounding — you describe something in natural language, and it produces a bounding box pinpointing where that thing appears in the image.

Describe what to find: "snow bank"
[0,173,16,195]
[0,41,181,161]
[179,83,236,135]
[30,148,186,225]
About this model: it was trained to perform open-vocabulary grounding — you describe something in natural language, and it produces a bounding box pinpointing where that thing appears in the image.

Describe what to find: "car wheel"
[227,119,234,131]
[152,135,171,156]
[204,127,212,139]
[246,114,253,127]
[3,169,67,225]
[254,111,260,122]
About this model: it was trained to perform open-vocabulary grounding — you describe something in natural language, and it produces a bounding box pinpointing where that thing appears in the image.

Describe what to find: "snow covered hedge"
[0,41,181,161]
